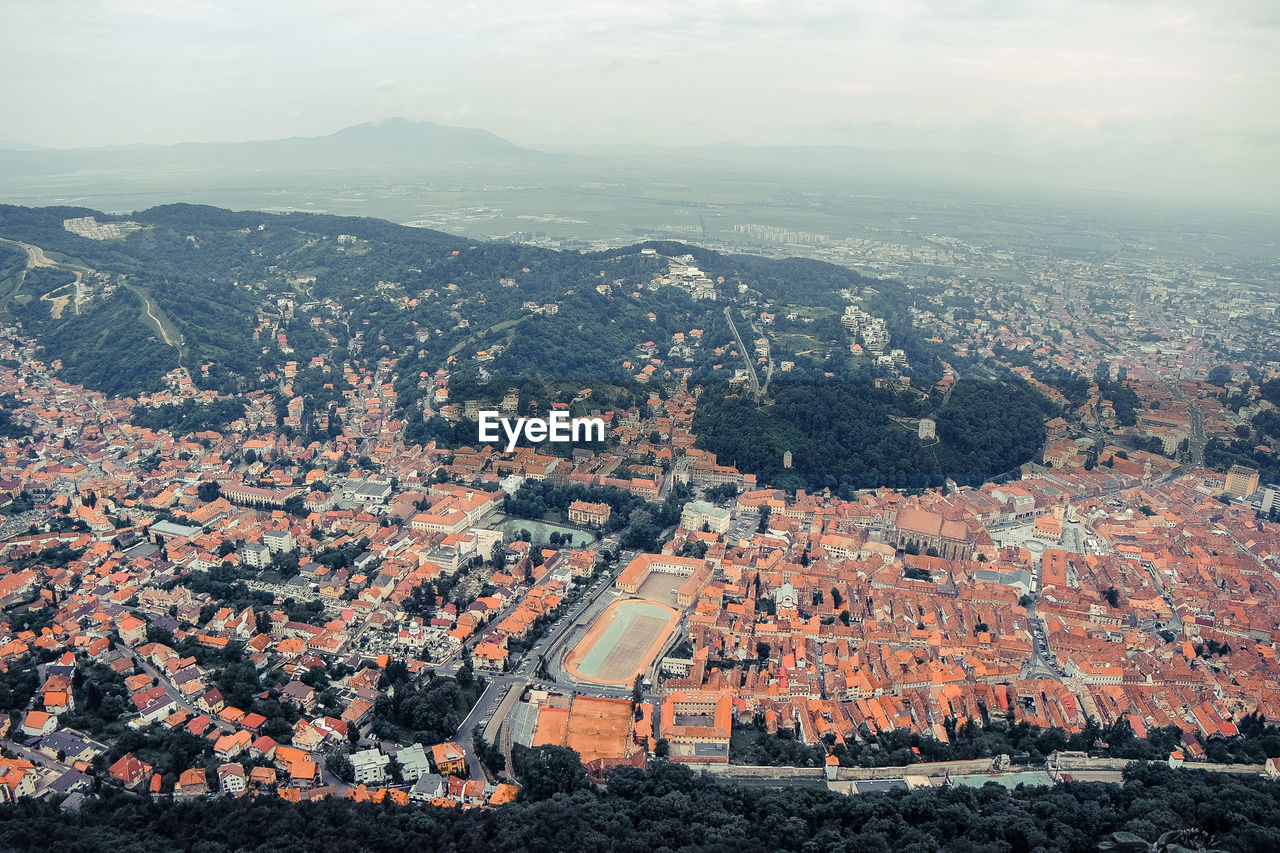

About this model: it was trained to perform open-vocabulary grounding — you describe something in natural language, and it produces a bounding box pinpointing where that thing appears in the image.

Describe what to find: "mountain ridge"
[0,119,554,175]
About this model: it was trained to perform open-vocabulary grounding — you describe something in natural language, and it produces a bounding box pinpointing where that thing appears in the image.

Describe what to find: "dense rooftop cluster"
[0,205,1279,837]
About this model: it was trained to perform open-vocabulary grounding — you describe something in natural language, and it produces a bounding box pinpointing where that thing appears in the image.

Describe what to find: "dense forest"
[131,398,248,436]
[0,393,30,438]
[369,660,486,747]
[2,762,1279,852]
[1097,378,1141,427]
[1205,436,1280,486]
[693,378,1052,493]
[12,280,178,397]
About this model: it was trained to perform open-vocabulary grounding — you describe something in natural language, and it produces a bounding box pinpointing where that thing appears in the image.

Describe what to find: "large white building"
[351,747,389,784]
[241,543,270,568]
[264,529,294,554]
[395,743,433,781]
[681,500,731,534]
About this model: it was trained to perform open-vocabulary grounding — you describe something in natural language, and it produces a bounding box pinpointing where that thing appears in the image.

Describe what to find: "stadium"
[563,598,681,687]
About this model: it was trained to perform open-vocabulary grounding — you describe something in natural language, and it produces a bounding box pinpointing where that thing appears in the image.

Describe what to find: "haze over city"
[4,0,1279,207]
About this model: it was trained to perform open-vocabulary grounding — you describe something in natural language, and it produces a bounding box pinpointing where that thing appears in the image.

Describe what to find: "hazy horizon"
[5,1,1279,208]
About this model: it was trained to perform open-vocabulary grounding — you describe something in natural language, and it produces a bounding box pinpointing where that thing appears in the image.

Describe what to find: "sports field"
[532,697,633,763]
[565,697,633,763]
[635,573,680,607]
[564,599,680,686]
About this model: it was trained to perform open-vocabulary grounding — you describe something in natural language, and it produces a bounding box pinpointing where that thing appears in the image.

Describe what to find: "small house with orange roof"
[175,767,209,798]
[108,752,152,788]
[20,710,56,738]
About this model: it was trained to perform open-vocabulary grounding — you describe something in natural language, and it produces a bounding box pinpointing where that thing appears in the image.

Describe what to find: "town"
[1,213,1279,814]
[5,0,1280,846]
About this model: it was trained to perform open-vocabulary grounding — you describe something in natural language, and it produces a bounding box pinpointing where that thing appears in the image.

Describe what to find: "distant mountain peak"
[324,117,522,150]
[0,118,547,174]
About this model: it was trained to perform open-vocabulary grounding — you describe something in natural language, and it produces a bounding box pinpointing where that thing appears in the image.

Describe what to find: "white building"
[351,747,389,785]
[395,743,432,781]
[218,763,246,795]
[682,500,732,534]
[241,543,270,568]
[264,529,294,554]
[410,773,446,802]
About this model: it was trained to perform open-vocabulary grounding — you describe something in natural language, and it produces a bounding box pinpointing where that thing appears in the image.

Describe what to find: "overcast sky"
[4,1,1277,203]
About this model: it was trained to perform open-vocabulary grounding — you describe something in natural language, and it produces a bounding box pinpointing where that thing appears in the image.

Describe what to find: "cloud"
[0,0,1274,204]
[772,81,892,94]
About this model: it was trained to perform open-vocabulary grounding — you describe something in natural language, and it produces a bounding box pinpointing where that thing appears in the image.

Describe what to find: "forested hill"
[693,377,1056,493]
[0,203,931,430]
[0,762,1278,852]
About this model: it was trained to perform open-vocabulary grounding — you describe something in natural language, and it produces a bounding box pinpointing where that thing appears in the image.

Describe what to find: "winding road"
[126,285,180,347]
[0,235,61,272]
[0,235,92,308]
[125,283,186,369]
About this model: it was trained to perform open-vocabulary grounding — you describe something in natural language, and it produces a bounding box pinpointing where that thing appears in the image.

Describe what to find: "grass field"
[565,599,679,686]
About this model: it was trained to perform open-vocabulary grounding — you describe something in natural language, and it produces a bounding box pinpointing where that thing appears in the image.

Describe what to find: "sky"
[4,0,1278,204]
